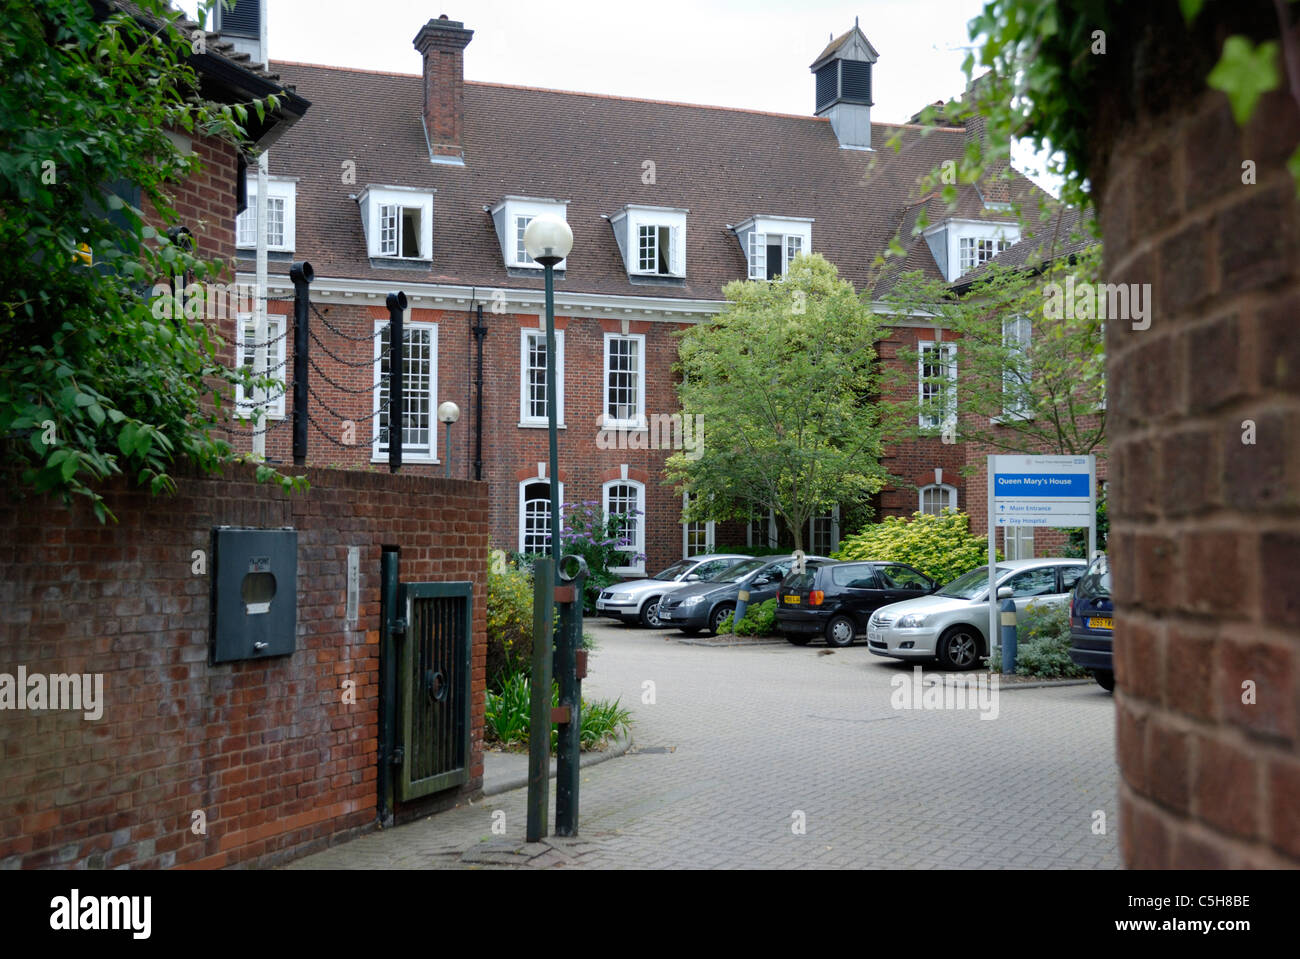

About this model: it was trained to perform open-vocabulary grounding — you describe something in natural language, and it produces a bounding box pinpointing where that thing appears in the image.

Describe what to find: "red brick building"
[228,16,1070,574]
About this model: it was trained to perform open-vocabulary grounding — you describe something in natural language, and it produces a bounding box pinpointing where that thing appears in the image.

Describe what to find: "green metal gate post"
[554,555,587,836]
[526,558,555,843]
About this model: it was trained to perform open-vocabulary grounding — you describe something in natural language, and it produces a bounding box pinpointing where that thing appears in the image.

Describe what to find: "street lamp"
[522,215,573,564]
[437,400,460,479]
[522,215,578,842]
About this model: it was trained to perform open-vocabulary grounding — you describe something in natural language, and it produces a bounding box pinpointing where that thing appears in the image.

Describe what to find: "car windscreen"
[937,565,1012,599]
[1076,555,1111,599]
[652,560,693,581]
[710,558,766,582]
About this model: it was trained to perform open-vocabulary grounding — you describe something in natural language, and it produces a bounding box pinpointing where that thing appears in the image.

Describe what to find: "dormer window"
[235,177,296,252]
[358,185,435,261]
[733,215,813,280]
[609,205,687,279]
[924,218,1020,281]
[959,236,1011,273]
[491,196,569,270]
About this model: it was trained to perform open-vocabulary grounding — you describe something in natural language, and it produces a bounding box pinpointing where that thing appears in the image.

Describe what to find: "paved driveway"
[288,619,1120,869]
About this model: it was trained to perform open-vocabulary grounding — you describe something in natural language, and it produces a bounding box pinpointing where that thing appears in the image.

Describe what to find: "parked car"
[595,554,750,628]
[657,554,832,636]
[867,558,1088,670]
[776,561,937,647]
[1068,553,1114,691]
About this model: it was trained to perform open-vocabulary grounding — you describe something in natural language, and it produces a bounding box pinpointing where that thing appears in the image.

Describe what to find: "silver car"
[595,554,750,628]
[867,558,1088,670]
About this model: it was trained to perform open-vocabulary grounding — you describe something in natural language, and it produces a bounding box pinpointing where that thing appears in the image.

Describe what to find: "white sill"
[991,412,1036,425]
[372,255,432,264]
[630,270,685,279]
[370,453,439,464]
[612,565,645,577]
[602,422,648,432]
[236,246,294,254]
[518,421,566,429]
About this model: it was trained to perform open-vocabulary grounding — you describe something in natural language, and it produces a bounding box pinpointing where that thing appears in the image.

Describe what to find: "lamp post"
[437,401,460,479]
[522,215,575,841]
[522,216,573,564]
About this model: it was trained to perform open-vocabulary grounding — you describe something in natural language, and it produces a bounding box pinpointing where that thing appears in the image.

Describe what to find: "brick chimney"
[413,15,473,164]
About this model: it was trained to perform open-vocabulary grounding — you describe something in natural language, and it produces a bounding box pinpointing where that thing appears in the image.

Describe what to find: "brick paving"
[287,620,1121,869]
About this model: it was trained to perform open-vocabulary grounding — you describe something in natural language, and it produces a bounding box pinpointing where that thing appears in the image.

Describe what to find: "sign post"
[987,454,1096,670]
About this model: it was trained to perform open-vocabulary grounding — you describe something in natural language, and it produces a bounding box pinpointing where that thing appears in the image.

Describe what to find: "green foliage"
[668,253,888,550]
[486,562,536,690]
[1065,492,1108,558]
[1207,35,1280,125]
[717,598,779,636]
[0,0,302,521]
[1010,601,1088,678]
[484,668,633,751]
[557,500,643,613]
[833,509,997,585]
[877,244,1106,458]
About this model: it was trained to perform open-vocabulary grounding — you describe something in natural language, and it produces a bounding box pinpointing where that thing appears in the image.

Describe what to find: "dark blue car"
[1069,553,1114,691]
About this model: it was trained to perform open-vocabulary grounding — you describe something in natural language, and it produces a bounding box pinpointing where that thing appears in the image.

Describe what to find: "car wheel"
[1093,669,1115,692]
[935,625,982,670]
[707,603,735,636]
[824,615,856,648]
[785,633,813,646]
[639,597,663,628]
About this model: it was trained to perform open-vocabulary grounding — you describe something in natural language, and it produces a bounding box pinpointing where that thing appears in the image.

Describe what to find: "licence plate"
[868,630,883,643]
[660,610,672,619]
[782,595,800,605]
[1088,616,1113,630]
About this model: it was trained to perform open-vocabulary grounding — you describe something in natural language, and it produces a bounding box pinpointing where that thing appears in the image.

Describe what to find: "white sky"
[182,0,1059,193]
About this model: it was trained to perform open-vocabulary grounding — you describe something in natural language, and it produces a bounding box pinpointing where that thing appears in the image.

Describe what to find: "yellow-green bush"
[486,564,535,689]
[832,509,998,585]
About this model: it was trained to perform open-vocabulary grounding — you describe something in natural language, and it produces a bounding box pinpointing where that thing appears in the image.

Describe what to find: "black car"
[1068,553,1114,691]
[656,554,831,635]
[776,560,937,647]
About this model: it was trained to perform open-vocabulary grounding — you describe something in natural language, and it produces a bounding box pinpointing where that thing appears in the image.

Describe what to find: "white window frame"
[235,177,296,252]
[611,205,687,278]
[919,483,958,515]
[918,341,957,430]
[681,491,715,558]
[371,317,439,462]
[519,328,565,428]
[602,478,645,575]
[998,315,1034,421]
[747,509,777,549]
[959,235,1010,274]
[491,197,569,270]
[738,216,813,280]
[518,476,565,556]
[359,185,435,261]
[602,332,647,430]
[515,215,535,266]
[234,312,286,419]
[807,505,840,555]
[1003,525,1034,560]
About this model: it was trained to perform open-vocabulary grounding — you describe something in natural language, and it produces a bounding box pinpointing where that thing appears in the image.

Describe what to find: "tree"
[878,240,1106,457]
[0,0,298,522]
[666,253,888,551]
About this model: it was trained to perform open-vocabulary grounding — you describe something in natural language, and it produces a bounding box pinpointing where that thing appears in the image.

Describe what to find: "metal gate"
[394,581,473,800]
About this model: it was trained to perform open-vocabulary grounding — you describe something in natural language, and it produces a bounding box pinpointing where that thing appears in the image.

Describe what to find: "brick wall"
[1093,16,1300,866]
[0,466,488,869]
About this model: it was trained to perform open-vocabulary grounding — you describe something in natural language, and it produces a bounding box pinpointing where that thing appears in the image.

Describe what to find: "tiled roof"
[251,60,1041,301]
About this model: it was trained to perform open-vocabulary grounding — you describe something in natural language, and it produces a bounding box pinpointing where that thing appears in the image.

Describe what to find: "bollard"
[1000,598,1017,674]
[526,558,555,842]
[554,554,587,837]
[732,589,749,634]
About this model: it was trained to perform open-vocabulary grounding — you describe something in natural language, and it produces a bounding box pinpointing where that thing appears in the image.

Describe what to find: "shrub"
[833,509,997,585]
[986,601,1088,678]
[486,562,535,691]
[484,667,633,751]
[718,598,779,635]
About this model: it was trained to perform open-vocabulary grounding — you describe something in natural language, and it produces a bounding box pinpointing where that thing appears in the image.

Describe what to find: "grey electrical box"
[210,526,297,664]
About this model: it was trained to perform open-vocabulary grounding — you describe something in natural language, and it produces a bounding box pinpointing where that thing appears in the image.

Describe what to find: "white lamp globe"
[522,215,573,264]
[437,401,461,424]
